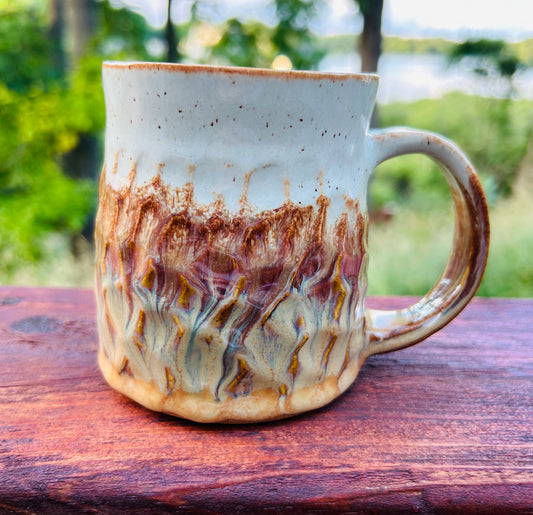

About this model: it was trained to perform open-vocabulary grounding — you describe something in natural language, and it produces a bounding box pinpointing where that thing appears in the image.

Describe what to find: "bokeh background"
[1,0,532,296]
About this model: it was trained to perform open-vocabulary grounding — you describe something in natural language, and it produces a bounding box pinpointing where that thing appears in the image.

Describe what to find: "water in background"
[320,53,533,103]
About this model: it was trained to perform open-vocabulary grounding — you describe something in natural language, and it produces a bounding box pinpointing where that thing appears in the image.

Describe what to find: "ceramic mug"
[95,62,489,423]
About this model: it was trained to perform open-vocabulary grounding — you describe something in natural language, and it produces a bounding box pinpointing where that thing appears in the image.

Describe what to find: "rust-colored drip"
[284,178,291,201]
[141,261,156,290]
[177,274,194,309]
[112,153,119,175]
[165,367,176,391]
[289,332,309,379]
[239,170,254,213]
[226,357,251,397]
[331,254,347,322]
[321,331,338,371]
[136,310,146,336]
[317,170,324,195]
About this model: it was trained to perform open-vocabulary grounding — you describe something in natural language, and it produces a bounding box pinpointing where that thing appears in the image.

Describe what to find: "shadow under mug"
[95,62,489,423]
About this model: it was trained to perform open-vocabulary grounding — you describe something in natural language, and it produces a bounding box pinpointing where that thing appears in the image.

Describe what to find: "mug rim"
[102,60,380,84]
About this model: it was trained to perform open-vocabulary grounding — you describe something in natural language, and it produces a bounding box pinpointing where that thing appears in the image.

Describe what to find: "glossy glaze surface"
[96,160,368,422]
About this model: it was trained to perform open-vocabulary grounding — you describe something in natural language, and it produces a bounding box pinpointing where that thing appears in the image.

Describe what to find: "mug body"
[96,62,379,422]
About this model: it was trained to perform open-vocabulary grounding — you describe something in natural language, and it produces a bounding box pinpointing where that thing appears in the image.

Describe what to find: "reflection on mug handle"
[363,128,490,358]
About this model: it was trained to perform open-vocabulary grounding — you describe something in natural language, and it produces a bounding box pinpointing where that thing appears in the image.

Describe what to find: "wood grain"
[0,287,531,514]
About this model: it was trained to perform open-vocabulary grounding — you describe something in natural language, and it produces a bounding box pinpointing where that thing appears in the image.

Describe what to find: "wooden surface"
[0,286,532,514]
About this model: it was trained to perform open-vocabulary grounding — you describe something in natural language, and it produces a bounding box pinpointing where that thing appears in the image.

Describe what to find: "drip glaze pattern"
[95,161,368,422]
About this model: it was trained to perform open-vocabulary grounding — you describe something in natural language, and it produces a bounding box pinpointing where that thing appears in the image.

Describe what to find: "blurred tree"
[0,6,63,92]
[64,0,98,66]
[49,0,67,80]
[355,0,383,127]
[62,0,99,233]
[208,18,273,68]
[357,0,383,74]
[196,0,325,70]
[448,38,523,98]
[447,38,528,196]
[270,0,325,69]
[0,0,156,275]
[166,0,179,62]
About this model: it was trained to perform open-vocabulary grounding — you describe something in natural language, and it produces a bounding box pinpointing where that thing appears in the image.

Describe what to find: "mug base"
[98,350,361,423]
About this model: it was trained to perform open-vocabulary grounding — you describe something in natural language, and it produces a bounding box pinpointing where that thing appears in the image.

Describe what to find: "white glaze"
[102,63,379,217]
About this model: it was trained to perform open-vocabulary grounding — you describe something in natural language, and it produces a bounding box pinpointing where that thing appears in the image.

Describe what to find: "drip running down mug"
[95,62,489,423]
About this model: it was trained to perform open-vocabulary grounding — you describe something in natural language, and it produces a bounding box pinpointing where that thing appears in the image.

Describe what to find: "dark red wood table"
[0,286,531,514]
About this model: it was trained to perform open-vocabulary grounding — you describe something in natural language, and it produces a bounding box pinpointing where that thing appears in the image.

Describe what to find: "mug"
[95,62,489,423]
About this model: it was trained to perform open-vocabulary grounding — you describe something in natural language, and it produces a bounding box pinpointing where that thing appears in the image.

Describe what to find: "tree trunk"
[358,0,383,128]
[359,0,383,74]
[357,0,384,214]
[166,0,179,62]
[62,0,99,242]
[64,0,97,68]
[48,0,66,80]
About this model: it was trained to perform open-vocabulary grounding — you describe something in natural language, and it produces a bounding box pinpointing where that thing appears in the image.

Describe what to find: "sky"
[113,0,533,41]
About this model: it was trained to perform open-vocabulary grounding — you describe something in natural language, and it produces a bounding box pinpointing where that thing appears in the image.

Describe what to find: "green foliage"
[513,38,533,66]
[449,38,507,61]
[367,193,533,298]
[0,58,103,273]
[0,0,156,277]
[367,206,454,296]
[271,0,325,69]
[372,93,533,208]
[448,38,524,98]
[193,0,325,69]
[369,94,533,298]
[93,1,159,60]
[476,195,533,297]
[322,34,533,65]
[383,36,454,55]
[0,6,63,92]
[209,19,273,68]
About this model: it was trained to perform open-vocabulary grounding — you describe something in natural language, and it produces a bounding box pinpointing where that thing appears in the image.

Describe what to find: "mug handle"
[363,128,490,358]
